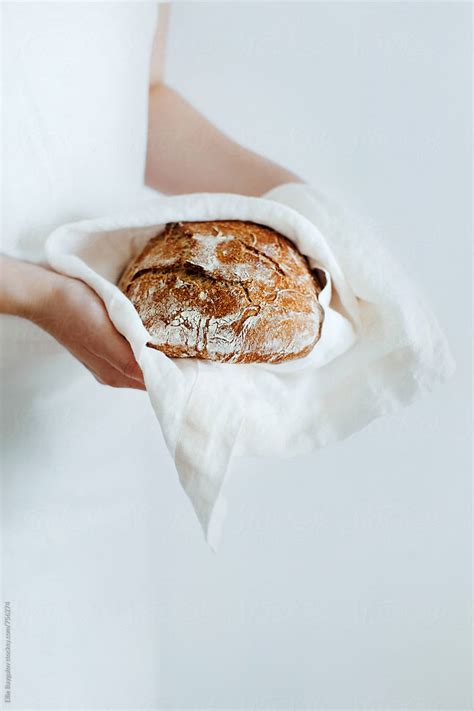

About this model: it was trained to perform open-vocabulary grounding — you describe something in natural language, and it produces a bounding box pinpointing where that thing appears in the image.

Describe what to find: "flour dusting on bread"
[118,220,324,364]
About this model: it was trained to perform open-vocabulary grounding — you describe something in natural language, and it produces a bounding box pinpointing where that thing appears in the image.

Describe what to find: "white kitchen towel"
[45,185,454,550]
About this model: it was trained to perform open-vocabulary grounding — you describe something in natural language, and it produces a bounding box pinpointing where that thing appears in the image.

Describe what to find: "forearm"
[145,83,302,196]
[0,255,144,387]
[0,255,62,321]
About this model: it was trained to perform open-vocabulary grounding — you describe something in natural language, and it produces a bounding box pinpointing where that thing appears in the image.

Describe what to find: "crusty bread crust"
[118,220,324,363]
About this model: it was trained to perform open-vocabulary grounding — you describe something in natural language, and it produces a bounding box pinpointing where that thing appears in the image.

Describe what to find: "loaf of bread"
[118,220,324,364]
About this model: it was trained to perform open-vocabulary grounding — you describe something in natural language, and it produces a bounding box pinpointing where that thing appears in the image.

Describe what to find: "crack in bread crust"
[233,237,289,278]
[125,262,252,292]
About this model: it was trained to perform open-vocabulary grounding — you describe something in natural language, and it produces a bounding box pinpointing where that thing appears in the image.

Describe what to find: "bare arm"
[145,7,302,196]
[0,257,145,389]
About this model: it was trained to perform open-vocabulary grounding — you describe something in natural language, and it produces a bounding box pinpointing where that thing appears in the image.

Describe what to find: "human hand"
[0,256,145,390]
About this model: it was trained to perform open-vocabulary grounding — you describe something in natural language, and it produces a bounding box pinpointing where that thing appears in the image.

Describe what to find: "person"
[0,3,299,706]
[0,5,300,389]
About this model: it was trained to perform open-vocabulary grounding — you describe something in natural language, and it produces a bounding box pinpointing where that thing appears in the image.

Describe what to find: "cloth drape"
[45,185,454,550]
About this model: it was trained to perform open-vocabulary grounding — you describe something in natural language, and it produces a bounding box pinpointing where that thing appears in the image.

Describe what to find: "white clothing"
[1,4,171,708]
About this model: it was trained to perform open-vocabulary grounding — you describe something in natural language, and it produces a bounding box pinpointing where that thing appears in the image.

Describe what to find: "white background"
[156,2,472,708]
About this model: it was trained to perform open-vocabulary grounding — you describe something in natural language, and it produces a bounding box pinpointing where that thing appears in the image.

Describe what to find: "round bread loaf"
[118,220,324,364]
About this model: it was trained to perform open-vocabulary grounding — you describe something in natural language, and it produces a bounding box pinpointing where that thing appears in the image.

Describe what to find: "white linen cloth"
[45,184,455,551]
